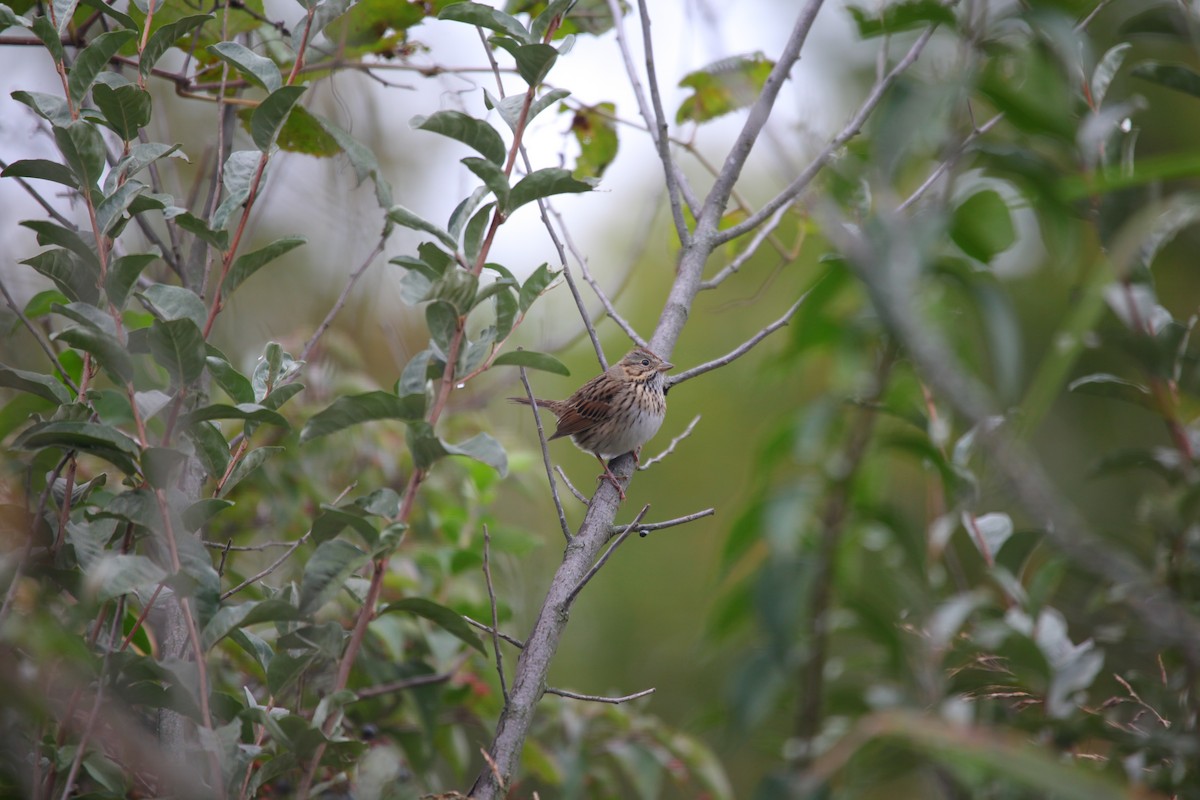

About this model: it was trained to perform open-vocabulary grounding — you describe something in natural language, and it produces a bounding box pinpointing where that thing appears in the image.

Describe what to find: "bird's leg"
[593,454,626,500]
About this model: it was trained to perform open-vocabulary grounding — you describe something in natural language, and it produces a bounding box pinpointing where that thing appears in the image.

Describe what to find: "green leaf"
[518,263,558,312]
[252,85,307,151]
[429,268,479,314]
[54,121,105,193]
[2,158,78,189]
[506,168,593,214]
[1132,61,1200,99]
[205,354,254,404]
[311,112,393,208]
[298,540,367,615]
[105,253,158,309]
[462,156,511,207]
[311,506,380,547]
[491,349,570,375]
[569,102,619,178]
[676,53,774,123]
[1067,372,1153,409]
[141,14,213,78]
[448,185,490,240]
[386,205,457,249]
[0,5,31,28]
[511,42,558,86]
[379,597,486,654]
[21,249,97,304]
[53,326,134,383]
[489,87,570,131]
[207,41,282,92]
[92,83,152,141]
[0,363,71,404]
[438,1,532,43]
[405,421,507,476]
[165,207,230,251]
[202,599,300,650]
[950,190,1015,262]
[219,446,283,497]
[261,382,304,411]
[398,349,433,402]
[412,110,507,166]
[425,300,458,351]
[20,221,98,273]
[182,498,233,532]
[300,391,425,442]
[494,277,518,337]
[1091,43,1131,108]
[67,29,136,107]
[87,554,168,602]
[13,420,141,474]
[95,179,147,236]
[222,235,307,299]
[185,421,230,480]
[183,403,289,428]
[137,284,207,329]
[464,203,494,265]
[846,0,955,38]
[146,318,207,385]
[142,446,189,489]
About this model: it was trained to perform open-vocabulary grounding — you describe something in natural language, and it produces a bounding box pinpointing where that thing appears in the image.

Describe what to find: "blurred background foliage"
[4,0,1200,798]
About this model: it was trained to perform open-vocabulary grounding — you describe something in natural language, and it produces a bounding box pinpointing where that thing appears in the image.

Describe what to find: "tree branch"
[667,287,815,390]
[519,364,573,543]
[546,686,655,704]
[714,26,936,247]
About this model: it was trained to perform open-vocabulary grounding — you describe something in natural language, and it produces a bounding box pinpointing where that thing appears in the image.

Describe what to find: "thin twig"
[714,24,934,247]
[639,414,700,470]
[464,616,526,649]
[482,526,508,703]
[0,157,76,228]
[700,204,793,290]
[554,465,589,506]
[353,655,467,701]
[565,504,650,607]
[298,235,388,364]
[519,364,573,542]
[605,0,691,238]
[896,113,1004,213]
[617,507,715,536]
[546,686,655,704]
[667,286,815,389]
[222,484,354,599]
[549,205,649,350]
[0,277,80,394]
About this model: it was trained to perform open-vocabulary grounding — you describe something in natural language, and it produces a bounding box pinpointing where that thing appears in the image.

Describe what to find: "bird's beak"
[658,361,674,372]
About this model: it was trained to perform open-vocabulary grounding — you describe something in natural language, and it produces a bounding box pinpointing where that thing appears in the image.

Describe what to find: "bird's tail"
[508,396,549,406]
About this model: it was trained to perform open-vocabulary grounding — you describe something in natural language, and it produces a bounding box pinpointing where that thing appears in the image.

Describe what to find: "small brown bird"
[510,347,674,498]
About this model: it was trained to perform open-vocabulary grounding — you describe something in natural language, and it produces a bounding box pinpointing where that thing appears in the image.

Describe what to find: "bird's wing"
[549,376,614,440]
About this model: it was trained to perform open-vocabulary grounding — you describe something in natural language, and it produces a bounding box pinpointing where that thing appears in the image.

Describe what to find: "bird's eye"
[641,359,650,366]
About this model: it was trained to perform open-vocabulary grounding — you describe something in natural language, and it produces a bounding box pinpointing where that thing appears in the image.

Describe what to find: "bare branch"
[520,364,573,543]
[605,0,691,241]
[897,113,1004,213]
[0,157,76,228]
[576,252,650,350]
[0,276,80,394]
[667,286,815,389]
[702,0,827,239]
[221,484,355,599]
[464,616,526,650]
[550,205,649,350]
[546,686,655,704]
[714,26,935,247]
[565,504,650,608]
[352,662,460,700]
[554,465,590,506]
[299,235,388,364]
[482,526,508,703]
[617,507,715,536]
[701,204,795,291]
[639,414,700,470]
